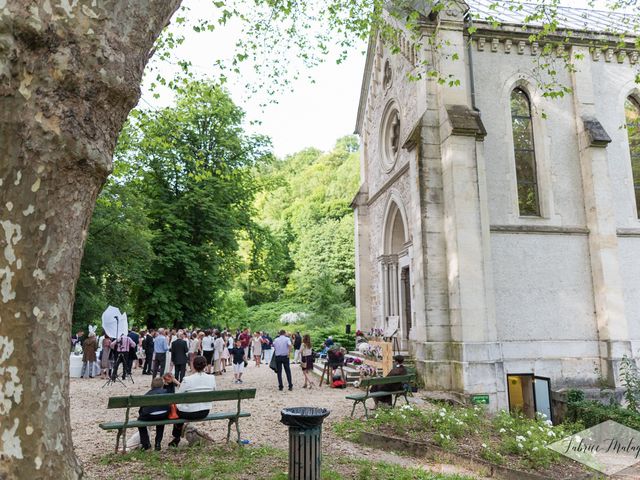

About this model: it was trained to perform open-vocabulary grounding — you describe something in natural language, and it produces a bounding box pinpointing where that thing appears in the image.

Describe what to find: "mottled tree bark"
[0,2,181,478]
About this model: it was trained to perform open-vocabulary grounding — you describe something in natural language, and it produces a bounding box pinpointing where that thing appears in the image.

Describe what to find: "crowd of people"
[71,325,411,452]
[71,327,321,389]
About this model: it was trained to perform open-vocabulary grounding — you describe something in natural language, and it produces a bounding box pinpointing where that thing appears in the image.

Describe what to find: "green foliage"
[566,389,585,404]
[75,81,271,329]
[567,399,640,431]
[307,322,355,352]
[73,175,154,332]
[212,289,248,327]
[127,81,272,328]
[492,410,580,470]
[619,355,640,413]
[242,136,360,309]
[335,403,583,471]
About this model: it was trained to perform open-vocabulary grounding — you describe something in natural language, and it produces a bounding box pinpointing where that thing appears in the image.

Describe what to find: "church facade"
[352,0,640,416]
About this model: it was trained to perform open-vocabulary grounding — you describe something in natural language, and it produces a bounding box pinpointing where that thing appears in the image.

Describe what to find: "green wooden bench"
[346,374,414,419]
[99,388,256,452]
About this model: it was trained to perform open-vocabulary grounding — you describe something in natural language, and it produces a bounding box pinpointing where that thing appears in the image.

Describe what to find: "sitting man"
[371,355,408,406]
[138,377,171,451]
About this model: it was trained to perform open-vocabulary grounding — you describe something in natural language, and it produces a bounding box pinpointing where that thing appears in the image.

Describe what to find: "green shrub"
[567,400,640,430]
[492,410,580,470]
[307,324,355,351]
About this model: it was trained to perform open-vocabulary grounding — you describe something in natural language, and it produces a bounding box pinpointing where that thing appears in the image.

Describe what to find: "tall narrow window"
[511,88,540,216]
[625,97,640,218]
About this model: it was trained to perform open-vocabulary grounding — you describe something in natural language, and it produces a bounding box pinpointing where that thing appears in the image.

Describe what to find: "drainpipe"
[465,15,478,111]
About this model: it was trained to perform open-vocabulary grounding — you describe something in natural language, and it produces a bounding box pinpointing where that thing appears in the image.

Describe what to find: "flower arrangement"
[367,328,384,338]
[345,356,363,366]
[357,342,383,360]
[73,343,83,356]
[357,364,377,378]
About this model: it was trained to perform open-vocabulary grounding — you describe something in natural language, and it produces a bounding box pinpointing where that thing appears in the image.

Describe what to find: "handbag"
[168,404,179,420]
[269,353,277,372]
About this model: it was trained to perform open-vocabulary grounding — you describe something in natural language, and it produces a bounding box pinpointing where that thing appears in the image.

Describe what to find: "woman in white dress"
[251,331,263,367]
[221,333,230,369]
[188,332,199,372]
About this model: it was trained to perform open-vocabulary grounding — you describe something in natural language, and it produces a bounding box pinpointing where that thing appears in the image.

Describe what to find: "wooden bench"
[99,388,256,452]
[346,374,414,419]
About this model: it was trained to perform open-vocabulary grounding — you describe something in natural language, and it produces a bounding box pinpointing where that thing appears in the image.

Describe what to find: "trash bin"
[281,407,330,480]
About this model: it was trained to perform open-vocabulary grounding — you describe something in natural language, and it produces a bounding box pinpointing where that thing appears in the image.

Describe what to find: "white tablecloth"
[69,354,83,377]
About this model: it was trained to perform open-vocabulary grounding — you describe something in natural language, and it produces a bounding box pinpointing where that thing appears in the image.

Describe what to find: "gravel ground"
[71,361,483,479]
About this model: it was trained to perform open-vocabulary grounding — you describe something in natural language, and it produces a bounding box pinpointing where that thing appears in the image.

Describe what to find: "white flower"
[527,431,532,436]
[481,443,487,448]
[439,411,446,417]
[440,433,445,439]
[547,431,556,437]
[545,420,553,426]
[532,447,538,451]
[499,428,506,433]
[446,435,451,440]
[518,443,523,449]
[516,435,526,442]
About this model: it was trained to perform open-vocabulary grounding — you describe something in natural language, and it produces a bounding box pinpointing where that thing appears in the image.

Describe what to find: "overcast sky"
[140,0,625,158]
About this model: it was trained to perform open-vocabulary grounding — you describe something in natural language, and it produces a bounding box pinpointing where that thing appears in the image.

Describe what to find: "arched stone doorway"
[381,196,412,346]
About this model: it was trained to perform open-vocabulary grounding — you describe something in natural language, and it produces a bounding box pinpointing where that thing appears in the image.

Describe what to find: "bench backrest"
[106,388,256,409]
[360,374,414,388]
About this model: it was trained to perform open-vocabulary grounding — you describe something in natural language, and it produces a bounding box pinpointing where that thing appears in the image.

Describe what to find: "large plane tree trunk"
[0,2,181,478]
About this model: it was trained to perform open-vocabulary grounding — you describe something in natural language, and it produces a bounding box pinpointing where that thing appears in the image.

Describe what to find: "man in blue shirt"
[272,330,293,391]
[152,328,169,378]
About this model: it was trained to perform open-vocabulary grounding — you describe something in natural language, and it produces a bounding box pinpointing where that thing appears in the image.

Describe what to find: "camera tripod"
[102,351,135,388]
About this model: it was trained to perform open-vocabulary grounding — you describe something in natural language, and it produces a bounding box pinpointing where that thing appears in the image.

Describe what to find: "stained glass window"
[625,97,640,218]
[510,88,540,216]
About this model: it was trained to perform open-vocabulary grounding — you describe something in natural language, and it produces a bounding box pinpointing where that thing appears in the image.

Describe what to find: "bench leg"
[122,428,127,453]
[350,401,357,418]
[363,401,369,420]
[235,417,241,444]
[226,419,232,443]
[115,429,122,453]
[403,393,409,405]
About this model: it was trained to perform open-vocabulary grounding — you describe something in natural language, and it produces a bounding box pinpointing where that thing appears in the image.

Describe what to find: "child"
[138,377,171,451]
[228,339,246,384]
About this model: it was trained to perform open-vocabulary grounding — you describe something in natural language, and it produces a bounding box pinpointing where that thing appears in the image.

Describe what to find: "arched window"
[625,97,640,218]
[510,88,540,216]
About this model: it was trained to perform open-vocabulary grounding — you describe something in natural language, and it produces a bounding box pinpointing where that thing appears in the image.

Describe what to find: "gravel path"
[71,361,483,479]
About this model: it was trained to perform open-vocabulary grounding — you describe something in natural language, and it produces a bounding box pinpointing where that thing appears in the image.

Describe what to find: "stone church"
[352,0,640,418]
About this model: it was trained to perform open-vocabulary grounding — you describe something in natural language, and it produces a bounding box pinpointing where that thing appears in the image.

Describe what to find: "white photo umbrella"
[101,305,129,339]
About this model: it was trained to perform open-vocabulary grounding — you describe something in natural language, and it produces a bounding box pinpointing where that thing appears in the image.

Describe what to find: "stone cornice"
[490,225,589,235]
[470,28,640,65]
[617,228,640,237]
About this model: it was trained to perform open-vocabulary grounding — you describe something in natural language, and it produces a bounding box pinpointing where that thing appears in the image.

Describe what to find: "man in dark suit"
[127,329,140,375]
[141,330,155,374]
[170,331,189,382]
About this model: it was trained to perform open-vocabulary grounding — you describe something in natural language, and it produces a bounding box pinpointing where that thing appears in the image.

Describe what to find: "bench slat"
[99,411,251,430]
[106,388,256,409]
[360,374,414,387]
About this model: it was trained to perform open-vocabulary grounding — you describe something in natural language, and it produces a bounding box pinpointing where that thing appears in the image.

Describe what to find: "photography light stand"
[101,315,135,387]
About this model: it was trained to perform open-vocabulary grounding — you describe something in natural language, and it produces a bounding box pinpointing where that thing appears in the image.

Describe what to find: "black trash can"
[281,407,330,480]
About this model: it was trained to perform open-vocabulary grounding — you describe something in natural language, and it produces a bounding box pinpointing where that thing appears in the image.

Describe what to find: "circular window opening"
[380,104,400,172]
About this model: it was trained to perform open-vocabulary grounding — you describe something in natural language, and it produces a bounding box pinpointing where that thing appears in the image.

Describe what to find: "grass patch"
[98,442,476,479]
[334,402,588,476]
[100,444,286,480]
